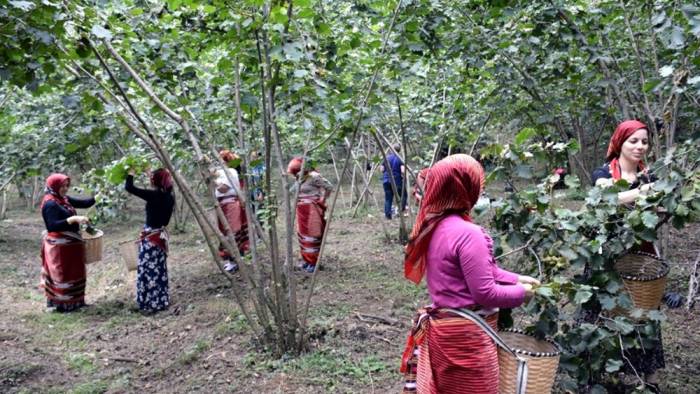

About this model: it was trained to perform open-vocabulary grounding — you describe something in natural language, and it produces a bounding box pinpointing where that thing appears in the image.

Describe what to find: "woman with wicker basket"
[40,173,95,312]
[400,154,538,394]
[587,120,667,391]
[287,157,333,274]
[212,150,249,273]
[125,168,175,314]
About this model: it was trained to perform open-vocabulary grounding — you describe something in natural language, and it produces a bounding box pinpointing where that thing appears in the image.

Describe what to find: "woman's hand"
[128,169,136,176]
[522,283,535,302]
[67,215,90,225]
[517,275,541,286]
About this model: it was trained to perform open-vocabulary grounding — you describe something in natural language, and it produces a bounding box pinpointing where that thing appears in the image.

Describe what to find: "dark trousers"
[383,181,407,219]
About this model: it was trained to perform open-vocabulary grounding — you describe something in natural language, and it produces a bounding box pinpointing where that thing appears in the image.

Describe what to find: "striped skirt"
[401,308,499,394]
[40,232,86,312]
[296,196,326,266]
[217,196,249,259]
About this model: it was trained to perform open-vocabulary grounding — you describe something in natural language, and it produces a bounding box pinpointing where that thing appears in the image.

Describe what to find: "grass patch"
[214,313,248,337]
[66,353,96,374]
[176,339,211,366]
[283,350,389,389]
[68,380,109,394]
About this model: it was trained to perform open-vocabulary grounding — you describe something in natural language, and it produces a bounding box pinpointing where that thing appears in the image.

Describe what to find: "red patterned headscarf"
[40,173,76,214]
[287,157,305,176]
[219,149,239,164]
[404,154,485,284]
[606,120,648,179]
[150,168,173,191]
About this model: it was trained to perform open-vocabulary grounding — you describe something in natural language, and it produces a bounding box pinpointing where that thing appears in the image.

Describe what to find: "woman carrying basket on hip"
[40,173,95,312]
[400,154,538,394]
[125,168,175,314]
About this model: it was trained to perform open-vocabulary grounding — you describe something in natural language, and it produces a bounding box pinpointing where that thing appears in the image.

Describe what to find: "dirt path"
[1,200,699,393]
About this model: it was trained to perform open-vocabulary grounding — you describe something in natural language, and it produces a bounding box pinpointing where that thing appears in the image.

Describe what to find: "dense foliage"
[1,0,699,387]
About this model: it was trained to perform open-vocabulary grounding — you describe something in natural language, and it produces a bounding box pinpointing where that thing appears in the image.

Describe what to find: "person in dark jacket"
[125,168,175,314]
[40,173,95,312]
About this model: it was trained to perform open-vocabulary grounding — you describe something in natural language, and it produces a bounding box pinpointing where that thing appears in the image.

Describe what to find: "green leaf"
[574,289,593,305]
[9,1,35,11]
[605,359,623,373]
[641,211,659,229]
[91,25,112,40]
[647,310,666,322]
[271,6,289,25]
[669,26,685,49]
[514,127,536,146]
[659,65,674,77]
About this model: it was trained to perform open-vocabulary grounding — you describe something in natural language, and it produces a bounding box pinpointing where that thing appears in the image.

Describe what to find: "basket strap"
[444,308,528,394]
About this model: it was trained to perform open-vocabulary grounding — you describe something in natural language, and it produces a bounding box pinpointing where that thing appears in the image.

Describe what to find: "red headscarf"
[40,173,76,214]
[606,120,648,179]
[219,149,239,164]
[287,157,305,176]
[150,168,173,191]
[404,154,485,284]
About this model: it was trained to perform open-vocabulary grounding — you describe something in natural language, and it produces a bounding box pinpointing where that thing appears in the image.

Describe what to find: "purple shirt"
[425,215,525,309]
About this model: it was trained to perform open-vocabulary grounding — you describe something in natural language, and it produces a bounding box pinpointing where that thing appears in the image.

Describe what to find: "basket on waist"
[118,239,140,272]
[614,252,669,310]
[498,329,560,394]
[81,229,104,264]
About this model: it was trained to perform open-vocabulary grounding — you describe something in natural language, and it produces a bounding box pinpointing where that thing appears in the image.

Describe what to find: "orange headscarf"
[606,120,648,180]
[404,154,485,284]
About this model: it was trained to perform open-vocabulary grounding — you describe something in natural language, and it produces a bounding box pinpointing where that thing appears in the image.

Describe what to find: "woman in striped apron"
[287,157,333,274]
[400,154,537,393]
[40,173,95,312]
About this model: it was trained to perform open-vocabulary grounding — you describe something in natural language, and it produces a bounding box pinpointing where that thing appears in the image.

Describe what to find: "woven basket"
[81,229,103,264]
[118,239,139,272]
[498,330,560,394]
[614,252,669,310]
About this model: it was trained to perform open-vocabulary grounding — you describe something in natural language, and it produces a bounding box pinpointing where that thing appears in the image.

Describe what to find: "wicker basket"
[498,330,560,394]
[118,239,139,272]
[81,229,103,264]
[614,252,669,310]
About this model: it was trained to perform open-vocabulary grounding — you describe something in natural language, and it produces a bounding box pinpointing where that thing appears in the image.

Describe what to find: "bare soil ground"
[1,192,698,393]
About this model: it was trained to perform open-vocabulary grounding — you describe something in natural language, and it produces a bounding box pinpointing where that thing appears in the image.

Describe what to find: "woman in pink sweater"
[400,154,538,394]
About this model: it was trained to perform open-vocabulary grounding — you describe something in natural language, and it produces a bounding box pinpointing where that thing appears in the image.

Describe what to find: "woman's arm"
[125,175,157,201]
[67,196,96,209]
[595,178,653,204]
[42,201,74,232]
[457,229,526,308]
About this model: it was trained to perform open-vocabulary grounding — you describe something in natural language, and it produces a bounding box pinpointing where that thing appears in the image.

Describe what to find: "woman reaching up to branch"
[40,173,95,312]
[212,150,249,273]
[125,168,175,314]
[287,157,333,274]
[400,154,538,394]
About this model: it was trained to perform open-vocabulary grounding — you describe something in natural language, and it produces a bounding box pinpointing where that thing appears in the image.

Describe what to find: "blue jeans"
[383,181,407,219]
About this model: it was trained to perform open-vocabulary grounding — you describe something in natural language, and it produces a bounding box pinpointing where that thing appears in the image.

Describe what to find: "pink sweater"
[425,215,525,309]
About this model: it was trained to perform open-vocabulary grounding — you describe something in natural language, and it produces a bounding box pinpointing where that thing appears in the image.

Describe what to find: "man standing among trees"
[381,144,407,219]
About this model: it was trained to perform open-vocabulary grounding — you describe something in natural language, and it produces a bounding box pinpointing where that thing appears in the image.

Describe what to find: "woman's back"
[425,215,524,310]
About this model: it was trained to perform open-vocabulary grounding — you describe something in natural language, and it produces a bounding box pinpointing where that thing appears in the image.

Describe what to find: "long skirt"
[217,197,249,260]
[40,233,86,312]
[401,308,499,394]
[136,235,169,312]
[296,196,326,266]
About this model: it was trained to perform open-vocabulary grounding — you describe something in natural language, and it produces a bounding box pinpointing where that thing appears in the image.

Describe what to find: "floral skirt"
[136,236,169,312]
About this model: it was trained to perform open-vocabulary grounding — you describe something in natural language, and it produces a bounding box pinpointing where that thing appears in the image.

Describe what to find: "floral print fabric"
[136,229,169,312]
